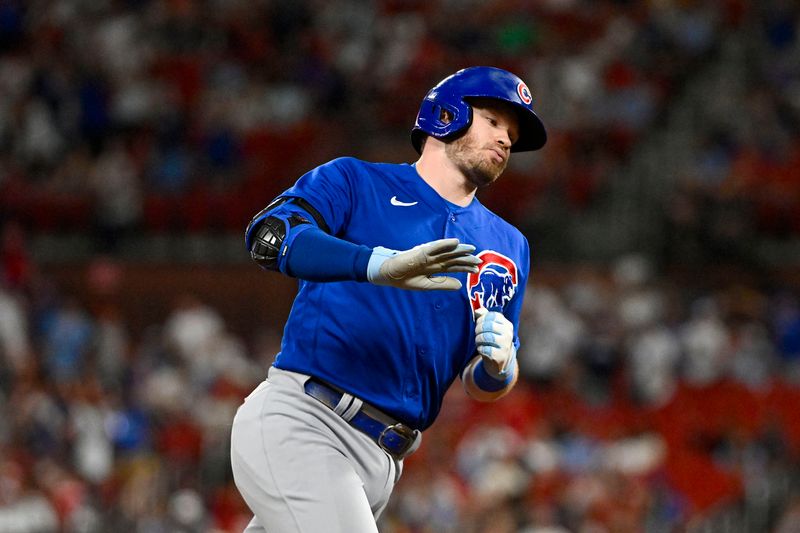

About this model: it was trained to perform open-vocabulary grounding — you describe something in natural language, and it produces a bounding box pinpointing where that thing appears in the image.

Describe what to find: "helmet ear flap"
[419,100,463,136]
[412,99,472,153]
[433,104,455,127]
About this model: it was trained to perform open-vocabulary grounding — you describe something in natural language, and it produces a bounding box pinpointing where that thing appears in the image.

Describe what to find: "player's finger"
[420,238,463,256]
[428,250,482,266]
[476,310,511,327]
[421,257,479,273]
[448,242,476,252]
[429,249,480,264]
[476,344,496,359]
[434,264,480,274]
[476,319,512,337]
[475,331,502,348]
[434,256,482,269]
[421,266,477,277]
[425,251,478,267]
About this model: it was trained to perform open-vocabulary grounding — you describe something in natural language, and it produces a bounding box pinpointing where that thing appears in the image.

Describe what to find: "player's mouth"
[487,147,507,164]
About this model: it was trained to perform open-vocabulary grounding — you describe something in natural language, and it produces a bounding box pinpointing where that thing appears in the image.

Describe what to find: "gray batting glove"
[367,238,481,290]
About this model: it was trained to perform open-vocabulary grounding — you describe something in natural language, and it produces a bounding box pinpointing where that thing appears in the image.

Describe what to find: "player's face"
[445,99,520,188]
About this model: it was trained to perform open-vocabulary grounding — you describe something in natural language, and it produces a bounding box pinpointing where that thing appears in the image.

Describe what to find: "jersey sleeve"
[280,157,357,236]
[244,158,372,280]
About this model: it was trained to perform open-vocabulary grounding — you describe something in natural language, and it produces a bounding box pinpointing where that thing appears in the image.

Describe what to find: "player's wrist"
[472,357,517,391]
[366,247,400,284]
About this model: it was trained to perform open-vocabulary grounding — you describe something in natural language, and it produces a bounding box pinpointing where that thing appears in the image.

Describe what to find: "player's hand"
[474,307,517,378]
[367,238,480,291]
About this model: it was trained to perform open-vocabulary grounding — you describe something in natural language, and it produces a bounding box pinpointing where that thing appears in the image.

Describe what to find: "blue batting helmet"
[411,66,547,154]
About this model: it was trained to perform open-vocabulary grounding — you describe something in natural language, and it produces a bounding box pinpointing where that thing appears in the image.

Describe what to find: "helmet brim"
[509,106,547,153]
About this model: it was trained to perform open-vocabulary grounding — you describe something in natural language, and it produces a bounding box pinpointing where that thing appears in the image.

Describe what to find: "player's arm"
[245,195,368,280]
[462,307,519,402]
[245,196,481,290]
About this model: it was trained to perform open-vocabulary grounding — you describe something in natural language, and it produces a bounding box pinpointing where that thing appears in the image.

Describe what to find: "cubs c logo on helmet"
[467,251,519,316]
[517,82,532,105]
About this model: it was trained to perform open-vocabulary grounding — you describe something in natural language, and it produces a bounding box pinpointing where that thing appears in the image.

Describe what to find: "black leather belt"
[304,377,419,460]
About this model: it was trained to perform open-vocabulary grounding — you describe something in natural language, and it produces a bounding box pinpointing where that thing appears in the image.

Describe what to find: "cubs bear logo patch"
[467,251,518,316]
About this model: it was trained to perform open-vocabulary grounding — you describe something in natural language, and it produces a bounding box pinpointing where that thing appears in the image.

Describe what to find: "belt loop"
[333,393,355,417]
[340,397,363,422]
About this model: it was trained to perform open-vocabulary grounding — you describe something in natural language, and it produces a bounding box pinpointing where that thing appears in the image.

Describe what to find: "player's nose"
[495,130,512,150]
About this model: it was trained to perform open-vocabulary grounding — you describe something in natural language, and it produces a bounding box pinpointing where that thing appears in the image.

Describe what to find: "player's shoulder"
[323,156,367,169]
[320,157,411,184]
[323,156,404,172]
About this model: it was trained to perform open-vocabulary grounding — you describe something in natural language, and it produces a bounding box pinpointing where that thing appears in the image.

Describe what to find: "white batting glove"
[474,307,517,378]
[367,238,480,291]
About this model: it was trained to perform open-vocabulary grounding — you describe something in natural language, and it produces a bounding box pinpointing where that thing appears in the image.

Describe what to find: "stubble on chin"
[446,137,507,189]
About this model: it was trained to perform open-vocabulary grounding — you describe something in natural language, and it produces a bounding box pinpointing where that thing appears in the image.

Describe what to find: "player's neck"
[415,150,477,207]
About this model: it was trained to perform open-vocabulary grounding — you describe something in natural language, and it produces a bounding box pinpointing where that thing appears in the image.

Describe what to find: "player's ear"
[439,108,453,124]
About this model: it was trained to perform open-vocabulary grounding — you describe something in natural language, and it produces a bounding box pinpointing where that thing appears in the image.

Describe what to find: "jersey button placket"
[444,210,457,240]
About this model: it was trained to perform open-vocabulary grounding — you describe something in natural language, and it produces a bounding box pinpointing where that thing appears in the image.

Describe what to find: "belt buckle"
[378,423,416,459]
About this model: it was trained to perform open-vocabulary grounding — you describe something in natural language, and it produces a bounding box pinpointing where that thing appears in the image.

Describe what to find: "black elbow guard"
[249,216,286,271]
[248,213,312,271]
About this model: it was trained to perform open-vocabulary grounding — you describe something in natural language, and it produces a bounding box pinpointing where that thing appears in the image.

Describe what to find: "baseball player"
[230,66,547,532]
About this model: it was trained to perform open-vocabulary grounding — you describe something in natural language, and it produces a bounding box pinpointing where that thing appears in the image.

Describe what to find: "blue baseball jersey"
[272,157,530,430]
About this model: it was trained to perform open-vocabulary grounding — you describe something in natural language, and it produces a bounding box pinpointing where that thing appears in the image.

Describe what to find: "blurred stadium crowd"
[0,0,799,532]
[4,234,800,532]
[0,0,798,250]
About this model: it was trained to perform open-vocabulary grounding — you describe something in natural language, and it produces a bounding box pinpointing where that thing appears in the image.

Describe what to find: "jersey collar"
[405,163,482,214]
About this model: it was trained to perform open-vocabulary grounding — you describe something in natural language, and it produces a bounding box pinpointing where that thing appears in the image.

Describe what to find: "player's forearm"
[247,201,480,288]
[285,226,372,281]
[461,355,518,402]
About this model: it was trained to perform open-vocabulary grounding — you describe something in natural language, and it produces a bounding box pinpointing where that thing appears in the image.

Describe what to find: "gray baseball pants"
[230,367,403,532]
